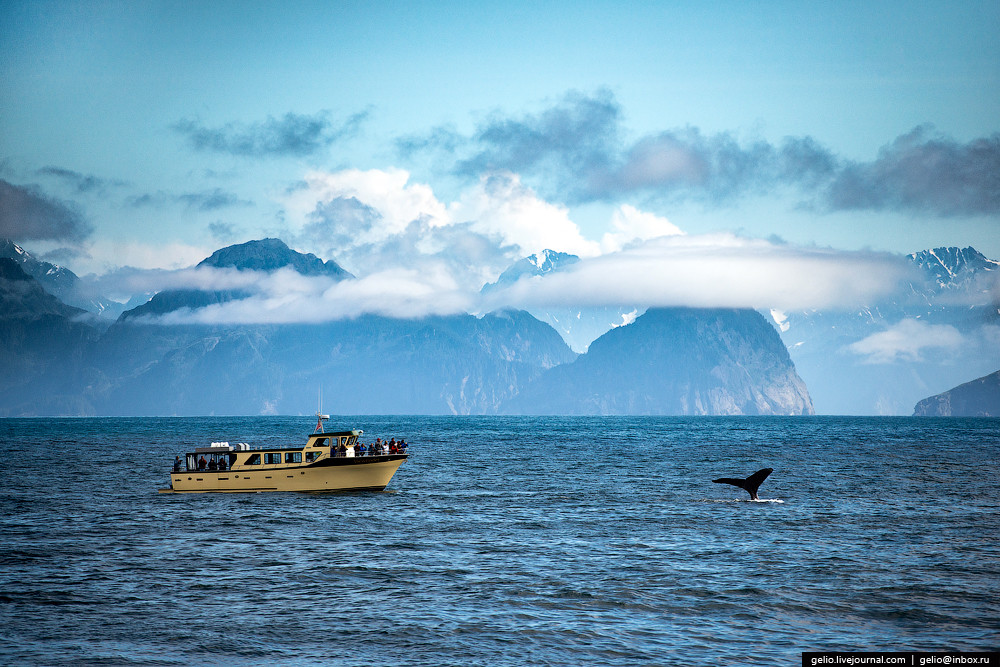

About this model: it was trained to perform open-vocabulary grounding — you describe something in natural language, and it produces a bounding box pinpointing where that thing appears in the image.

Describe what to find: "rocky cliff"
[913,370,1000,417]
[504,307,814,415]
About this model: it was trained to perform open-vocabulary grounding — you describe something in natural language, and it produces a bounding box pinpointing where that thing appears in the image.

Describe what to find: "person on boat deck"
[208,458,217,470]
[399,439,408,452]
[198,456,207,470]
[358,442,367,456]
[173,456,182,472]
[338,441,347,457]
[389,442,397,454]
[218,457,227,471]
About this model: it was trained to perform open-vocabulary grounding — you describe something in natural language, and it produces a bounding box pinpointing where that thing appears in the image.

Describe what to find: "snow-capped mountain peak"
[908,246,999,292]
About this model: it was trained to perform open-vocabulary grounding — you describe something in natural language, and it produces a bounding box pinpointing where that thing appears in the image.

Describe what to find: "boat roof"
[184,430,363,455]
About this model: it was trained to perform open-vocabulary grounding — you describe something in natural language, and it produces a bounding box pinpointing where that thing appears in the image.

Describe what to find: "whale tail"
[712,468,773,500]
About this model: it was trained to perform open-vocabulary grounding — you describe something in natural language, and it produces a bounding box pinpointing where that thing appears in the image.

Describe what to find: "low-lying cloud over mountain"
[481,235,913,313]
[78,233,916,327]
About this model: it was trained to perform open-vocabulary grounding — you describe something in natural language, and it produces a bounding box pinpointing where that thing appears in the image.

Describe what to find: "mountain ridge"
[0,238,121,317]
[197,237,354,279]
[4,236,990,416]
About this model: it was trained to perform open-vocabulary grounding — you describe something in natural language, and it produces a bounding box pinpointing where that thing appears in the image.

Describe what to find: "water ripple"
[1,416,998,665]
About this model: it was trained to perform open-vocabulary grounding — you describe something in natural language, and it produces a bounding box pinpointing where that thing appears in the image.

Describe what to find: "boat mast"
[315,386,329,432]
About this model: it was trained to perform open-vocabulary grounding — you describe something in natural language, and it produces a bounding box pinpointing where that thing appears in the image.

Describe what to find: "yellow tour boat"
[159,415,408,494]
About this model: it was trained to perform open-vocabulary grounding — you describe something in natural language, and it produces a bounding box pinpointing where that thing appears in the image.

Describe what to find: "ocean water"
[1,416,998,666]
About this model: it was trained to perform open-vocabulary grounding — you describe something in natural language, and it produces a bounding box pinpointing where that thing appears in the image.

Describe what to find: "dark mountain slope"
[0,259,101,415]
[505,307,813,415]
[94,309,576,415]
[913,370,1000,417]
[89,238,577,415]
[1,238,121,317]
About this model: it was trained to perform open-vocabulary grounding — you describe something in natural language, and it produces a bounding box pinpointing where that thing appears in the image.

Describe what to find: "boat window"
[306,451,320,462]
[244,453,261,465]
[285,452,302,463]
[347,436,357,446]
[264,453,282,465]
[314,437,327,447]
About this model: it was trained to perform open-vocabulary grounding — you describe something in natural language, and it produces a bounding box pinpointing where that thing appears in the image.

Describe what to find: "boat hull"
[159,455,406,494]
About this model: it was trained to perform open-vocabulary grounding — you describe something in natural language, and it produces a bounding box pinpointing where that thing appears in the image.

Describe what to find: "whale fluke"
[712,468,773,500]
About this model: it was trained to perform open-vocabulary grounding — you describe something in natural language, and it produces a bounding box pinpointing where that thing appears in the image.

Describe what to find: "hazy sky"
[1,0,997,316]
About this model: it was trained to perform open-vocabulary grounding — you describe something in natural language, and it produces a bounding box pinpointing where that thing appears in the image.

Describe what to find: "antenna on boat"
[315,386,329,432]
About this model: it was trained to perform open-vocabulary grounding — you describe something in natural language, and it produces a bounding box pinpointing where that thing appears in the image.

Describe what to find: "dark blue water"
[1,416,998,666]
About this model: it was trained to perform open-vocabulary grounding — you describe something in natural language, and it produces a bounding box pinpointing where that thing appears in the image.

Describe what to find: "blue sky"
[1,0,997,315]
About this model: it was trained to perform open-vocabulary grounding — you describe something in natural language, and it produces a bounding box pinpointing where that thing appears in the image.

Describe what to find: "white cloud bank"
[117,233,913,325]
[482,234,912,312]
[147,266,475,325]
[846,319,966,364]
[95,167,916,325]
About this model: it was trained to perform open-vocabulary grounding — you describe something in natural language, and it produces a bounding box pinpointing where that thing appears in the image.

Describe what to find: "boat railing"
[332,447,408,458]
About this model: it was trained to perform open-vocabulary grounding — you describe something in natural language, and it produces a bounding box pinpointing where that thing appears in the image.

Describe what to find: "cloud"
[125,266,474,325]
[846,319,965,364]
[451,172,600,258]
[824,126,1000,216]
[454,89,620,193]
[36,166,128,194]
[128,188,253,211]
[395,123,465,160]
[286,167,596,286]
[288,167,450,251]
[600,204,684,253]
[609,129,787,202]
[173,110,368,158]
[402,90,999,216]
[276,166,914,320]
[208,221,236,241]
[80,240,213,280]
[481,234,912,312]
[0,179,92,242]
[176,188,253,211]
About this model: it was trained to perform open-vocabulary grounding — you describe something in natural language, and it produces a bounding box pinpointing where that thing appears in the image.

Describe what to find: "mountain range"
[3,237,997,416]
[486,243,1000,415]
[773,246,999,414]
[0,238,815,416]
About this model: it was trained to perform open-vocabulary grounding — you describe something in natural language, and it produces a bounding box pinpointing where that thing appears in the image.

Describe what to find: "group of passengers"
[195,455,227,471]
[336,437,407,457]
